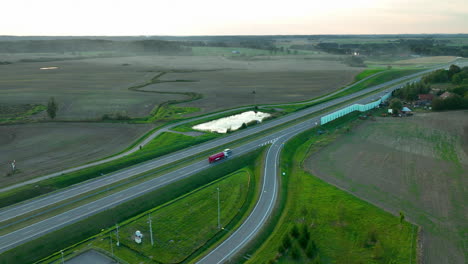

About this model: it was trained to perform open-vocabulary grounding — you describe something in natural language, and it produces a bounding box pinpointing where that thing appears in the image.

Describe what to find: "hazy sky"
[2,0,467,35]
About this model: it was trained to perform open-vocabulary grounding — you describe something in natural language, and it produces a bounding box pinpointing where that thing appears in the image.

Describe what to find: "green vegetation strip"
[354,68,386,82]
[265,68,422,114]
[0,148,265,264]
[0,104,45,124]
[240,111,417,264]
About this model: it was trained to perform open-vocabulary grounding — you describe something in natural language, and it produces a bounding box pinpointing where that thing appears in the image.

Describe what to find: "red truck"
[208,149,232,163]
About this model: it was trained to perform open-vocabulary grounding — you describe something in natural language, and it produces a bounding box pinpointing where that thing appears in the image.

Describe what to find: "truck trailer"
[208,149,232,163]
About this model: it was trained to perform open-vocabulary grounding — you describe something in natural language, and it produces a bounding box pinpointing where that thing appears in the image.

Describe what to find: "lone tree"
[399,211,405,224]
[47,97,58,119]
[389,98,403,114]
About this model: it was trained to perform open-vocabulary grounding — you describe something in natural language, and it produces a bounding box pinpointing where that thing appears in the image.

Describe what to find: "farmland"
[145,58,361,114]
[305,110,468,264]
[0,51,362,185]
[0,122,153,185]
[246,113,417,264]
[0,53,362,119]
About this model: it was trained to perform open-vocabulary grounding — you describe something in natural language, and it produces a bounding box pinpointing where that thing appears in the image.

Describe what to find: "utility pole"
[116,224,120,247]
[110,234,114,257]
[60,250,64,264]
[149,214,154,247]
[217,187,221,229]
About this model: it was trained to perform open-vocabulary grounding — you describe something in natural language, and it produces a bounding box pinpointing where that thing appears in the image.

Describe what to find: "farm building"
[401,106,412,113]
[418,94,434,101]
[440,92,454,100]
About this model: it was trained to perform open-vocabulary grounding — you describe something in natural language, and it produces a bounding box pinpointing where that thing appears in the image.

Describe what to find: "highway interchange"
[0,61,465,262]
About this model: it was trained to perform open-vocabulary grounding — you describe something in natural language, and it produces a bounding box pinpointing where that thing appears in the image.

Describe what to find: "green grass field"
[305,111,468,263]
[115,169,250,263]
[3,148,265,264]
[353,68,386,82]
[246,112,417,264]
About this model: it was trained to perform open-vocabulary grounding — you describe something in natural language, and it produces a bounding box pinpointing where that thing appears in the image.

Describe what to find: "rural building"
[418,94,434,101]
[440,92,454,99]
[402,106,412,113]
[415,94,434,107]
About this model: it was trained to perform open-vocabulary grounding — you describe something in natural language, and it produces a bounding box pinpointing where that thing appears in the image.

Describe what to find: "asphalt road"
[0,76,420,254]
[0,67,400,193]
[0,64,446,224]
[0,61,465,256]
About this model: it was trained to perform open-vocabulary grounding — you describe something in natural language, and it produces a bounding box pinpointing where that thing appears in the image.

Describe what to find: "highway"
[0,68,385,193]
[0,76,417,254]
[0,61,465,258]
[0,64,447,224]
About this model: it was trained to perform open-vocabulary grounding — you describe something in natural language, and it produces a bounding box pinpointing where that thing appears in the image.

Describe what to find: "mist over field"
[0,32,467,264]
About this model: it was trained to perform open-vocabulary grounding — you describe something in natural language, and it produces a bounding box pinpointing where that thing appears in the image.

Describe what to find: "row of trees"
[392,65,468,111]
[0,39,191,55]
[432,94,468,111]
[422,65,468,85]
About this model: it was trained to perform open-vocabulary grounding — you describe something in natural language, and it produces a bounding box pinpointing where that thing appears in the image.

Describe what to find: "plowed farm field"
[0,122,153,185]
[305,110,468,264]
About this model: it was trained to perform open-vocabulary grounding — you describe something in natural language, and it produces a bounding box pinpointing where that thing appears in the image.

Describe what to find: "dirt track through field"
[305,111,468,264]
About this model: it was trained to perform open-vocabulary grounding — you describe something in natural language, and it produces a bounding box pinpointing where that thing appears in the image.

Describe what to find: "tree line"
[0,39,191,55]
[392,65,468,111]
[314,38,468,57]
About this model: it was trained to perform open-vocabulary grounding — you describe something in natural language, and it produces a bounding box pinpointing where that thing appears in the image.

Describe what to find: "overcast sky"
[2,0,467,35]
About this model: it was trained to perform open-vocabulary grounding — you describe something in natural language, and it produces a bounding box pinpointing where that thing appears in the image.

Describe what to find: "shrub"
[305,240,318,259]
[282,234,292,249]
[299,225,310,249]
[290,224,300,238]
[290,243,301,259]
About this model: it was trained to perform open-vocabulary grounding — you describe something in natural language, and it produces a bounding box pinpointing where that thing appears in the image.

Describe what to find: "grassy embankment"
[0,132,218,208]
[272,68,422,114]
[243,111,417,264]
[353,68,386,82]
[44,169,253,264]
[1,147,266,264]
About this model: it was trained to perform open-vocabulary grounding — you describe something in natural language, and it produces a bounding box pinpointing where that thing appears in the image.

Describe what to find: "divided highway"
[0,61,464,258]
[0,67,386,193]
[0,64,447,224]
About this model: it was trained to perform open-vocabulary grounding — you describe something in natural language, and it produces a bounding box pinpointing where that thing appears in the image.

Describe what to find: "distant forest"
[0,39,192,55]
[0,34,467,57]
[313,38,468,57]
